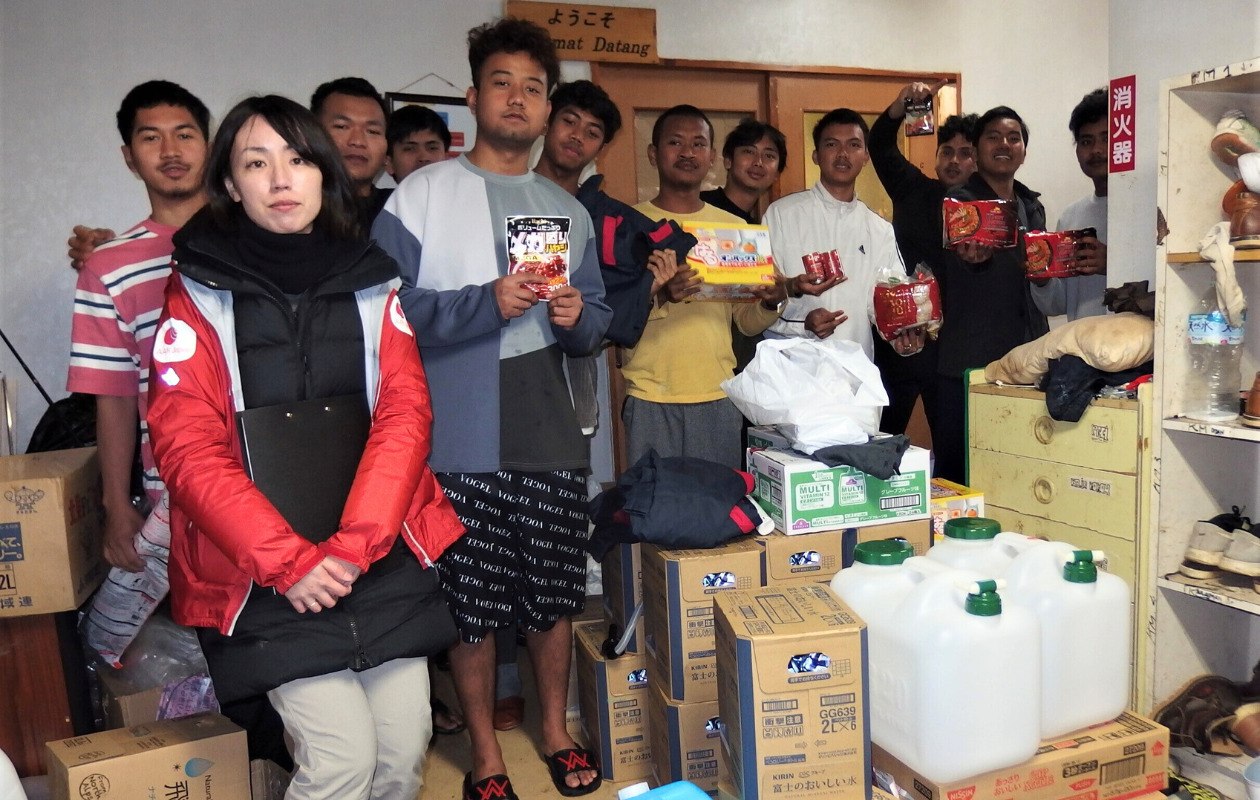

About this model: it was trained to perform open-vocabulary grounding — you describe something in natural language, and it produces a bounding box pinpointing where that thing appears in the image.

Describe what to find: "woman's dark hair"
[206,95,360,239]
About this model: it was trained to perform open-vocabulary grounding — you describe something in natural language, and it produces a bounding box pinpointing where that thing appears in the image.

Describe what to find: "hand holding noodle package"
[1023,227,1097,279]
[943,197,1019,248]
[873,261,943,341]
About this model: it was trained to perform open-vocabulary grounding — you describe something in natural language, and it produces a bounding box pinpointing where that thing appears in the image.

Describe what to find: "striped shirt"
[67,219,176,503]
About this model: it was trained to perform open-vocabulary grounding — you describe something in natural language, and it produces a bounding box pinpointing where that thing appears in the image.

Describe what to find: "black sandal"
[462,772,518,800]
[542,747,602,797]
[431,697,465,735]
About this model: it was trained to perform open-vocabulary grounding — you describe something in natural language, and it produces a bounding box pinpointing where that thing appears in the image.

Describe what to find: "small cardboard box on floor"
[715,583,869,800]
[872,711,1169,800]
[751,445,930,534]
[574,619,652,782]
[759,517,932,586]
[0,447,105,616]
[930,477,985,543]
[642,537,763,703]
[46,712,250,800]
[601,541,643,651]
[646,683,723,797]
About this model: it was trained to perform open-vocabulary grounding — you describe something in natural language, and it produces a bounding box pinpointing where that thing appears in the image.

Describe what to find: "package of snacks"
[507,215,570,300]
[873,262,943,341]
[904,95,935,137]
[942,198,1019,249]
[681,220,778,300]
[1024,227,1097,279]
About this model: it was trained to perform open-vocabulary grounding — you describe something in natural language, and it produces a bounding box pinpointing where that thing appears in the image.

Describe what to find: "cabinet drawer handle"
[1034,416,1055,445]
[1033,477,1055,504]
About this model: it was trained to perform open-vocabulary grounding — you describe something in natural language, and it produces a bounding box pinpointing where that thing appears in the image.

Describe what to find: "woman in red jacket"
[147,94,463,800]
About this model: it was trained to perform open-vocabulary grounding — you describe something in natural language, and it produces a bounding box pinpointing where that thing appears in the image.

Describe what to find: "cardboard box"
[746,425,792,471]
[46,712,250,800]
[751,446,930,534]
[642,538,763,703]
[602,542,643,652]
[574,620,652,782]
[872,711,1169,800]
[97,668,164,729]
[0,447,105,616]
[715,584,869,800]
[930,478,985,543]
[647,683,723,797]
[680,221,777,301]
[759,519,932,586]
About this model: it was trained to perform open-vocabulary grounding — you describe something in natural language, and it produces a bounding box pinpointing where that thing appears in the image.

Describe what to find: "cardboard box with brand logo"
[746,425,792,471]
[0,447,105,617]
[646,683,724,797]
[46,712,250,800]
[871,711,1168,800]
[642,538,763,703]
[759,518,932,586]
[751,446,930,535]
[574,620,652,782]
[601,541,643,652]
[930,477,985,543]
[715,583,869,800]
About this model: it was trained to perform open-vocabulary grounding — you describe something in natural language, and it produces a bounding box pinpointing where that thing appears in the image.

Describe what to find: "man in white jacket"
[764,108,923,359]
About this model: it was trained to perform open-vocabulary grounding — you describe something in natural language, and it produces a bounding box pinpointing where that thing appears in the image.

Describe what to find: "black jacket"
[577,175,696,347]
[936,173,1049,378]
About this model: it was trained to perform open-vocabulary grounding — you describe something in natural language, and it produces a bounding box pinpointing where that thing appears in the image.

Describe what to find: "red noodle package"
[873,262,943,341]
[1023,227,1097,280]
[904,96,935,137]
[942,198,1019,249]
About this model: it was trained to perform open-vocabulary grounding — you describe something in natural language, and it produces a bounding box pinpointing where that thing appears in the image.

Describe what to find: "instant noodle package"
[942,198,1019,249]
[873,262,943,341]
[1023,227,1097,279]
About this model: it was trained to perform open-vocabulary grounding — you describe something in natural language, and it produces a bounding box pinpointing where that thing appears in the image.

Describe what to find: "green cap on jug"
[965,580,1003,616]
[943,517,1000,541]
[1063,550,1100,583]
[853,539,915,566]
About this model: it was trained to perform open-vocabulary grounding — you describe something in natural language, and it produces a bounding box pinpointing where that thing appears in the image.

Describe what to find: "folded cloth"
[809,434,911,480]
[1199,221,1248,327]
[1040,354,1154,422]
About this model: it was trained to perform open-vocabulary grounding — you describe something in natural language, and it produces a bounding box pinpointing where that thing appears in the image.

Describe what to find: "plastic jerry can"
[925,517,1024,577]
[618,780,711,799]
[881,575,1041,783]
[1003,546,1132,738]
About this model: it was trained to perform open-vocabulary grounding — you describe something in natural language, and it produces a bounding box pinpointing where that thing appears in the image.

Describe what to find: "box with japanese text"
[715,584,869,800]
[574,620,652,782]
[759,517,933,586]
[930,477,985,543]
[681,221,777,301]
[0,447,105,617]
[647,683,724,797]
[46,712,249,800]
[751,446,929,534]
[642,538,763,703]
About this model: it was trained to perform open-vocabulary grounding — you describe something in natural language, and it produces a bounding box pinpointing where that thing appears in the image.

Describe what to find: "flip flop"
[462,772,518,800]
[432,697,466,735]
[542,747,602,797]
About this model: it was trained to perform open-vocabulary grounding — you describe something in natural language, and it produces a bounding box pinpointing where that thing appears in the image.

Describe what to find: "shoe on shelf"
[1231,702,1260,754]
[1217,510,1257,577]
[1154,674,1245,754]
[1180,506,1251,578]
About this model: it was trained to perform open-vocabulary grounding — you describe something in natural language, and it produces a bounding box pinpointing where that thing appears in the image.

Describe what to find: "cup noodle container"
[925,517,1033,576]
[881,573,1041,784]
[1003,543,1132,739]
[832,541,950,750]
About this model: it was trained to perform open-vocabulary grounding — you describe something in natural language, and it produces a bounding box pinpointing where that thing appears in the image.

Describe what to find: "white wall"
[1108,1,1260,288]
[0,0,1107,466]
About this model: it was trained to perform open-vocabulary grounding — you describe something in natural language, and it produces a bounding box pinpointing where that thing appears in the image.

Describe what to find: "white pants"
[268,657,431,800]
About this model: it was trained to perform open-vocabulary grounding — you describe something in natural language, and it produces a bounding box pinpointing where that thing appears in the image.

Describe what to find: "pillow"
[984,312,1155,385]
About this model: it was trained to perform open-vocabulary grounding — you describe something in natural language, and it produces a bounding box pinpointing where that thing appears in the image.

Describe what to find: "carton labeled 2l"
[715,583,869,800]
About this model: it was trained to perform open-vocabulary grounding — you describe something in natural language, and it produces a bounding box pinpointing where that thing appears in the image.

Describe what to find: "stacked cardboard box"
[574,619,652,782]
[758,517,932,586]
[929,477,985,543]
[646,683,723,796]
[715,583,869,800]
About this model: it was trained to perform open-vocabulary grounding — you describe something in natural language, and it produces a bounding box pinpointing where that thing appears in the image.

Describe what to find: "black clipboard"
[235,393,370,543]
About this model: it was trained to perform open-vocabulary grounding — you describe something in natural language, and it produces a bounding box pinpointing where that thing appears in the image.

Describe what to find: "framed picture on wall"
[385,92,476,156]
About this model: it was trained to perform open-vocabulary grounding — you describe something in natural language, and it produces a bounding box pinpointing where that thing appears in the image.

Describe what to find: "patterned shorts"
[434,470,589,643]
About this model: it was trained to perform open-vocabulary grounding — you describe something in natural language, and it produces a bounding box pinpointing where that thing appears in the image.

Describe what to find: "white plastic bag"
[722,337,887,452]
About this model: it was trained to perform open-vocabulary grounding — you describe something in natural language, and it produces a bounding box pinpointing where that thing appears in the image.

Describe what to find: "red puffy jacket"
[148,273,463,634]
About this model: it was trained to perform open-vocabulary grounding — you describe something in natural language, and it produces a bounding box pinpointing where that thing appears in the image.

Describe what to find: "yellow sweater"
[622,201,781,403]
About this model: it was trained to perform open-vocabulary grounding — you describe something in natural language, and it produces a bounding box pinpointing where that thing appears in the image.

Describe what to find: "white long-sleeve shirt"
[763,181,903,358]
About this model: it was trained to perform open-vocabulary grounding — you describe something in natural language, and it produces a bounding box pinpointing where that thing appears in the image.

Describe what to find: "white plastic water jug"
[1003,545,1132,738]
[881,574,1041,783]
[925,517,1025,576]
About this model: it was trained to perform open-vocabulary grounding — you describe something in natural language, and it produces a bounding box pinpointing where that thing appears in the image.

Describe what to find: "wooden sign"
[506,1,658,64]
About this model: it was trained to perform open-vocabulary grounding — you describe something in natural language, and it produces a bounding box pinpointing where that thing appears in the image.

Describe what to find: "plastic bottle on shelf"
[1003,545,1132,739]
[1186,283,1244,422]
